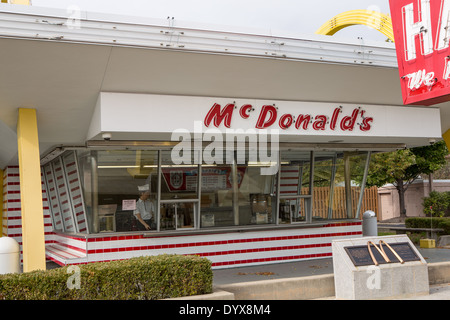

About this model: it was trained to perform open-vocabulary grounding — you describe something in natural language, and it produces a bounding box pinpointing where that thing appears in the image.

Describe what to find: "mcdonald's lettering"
[204,103,373,132]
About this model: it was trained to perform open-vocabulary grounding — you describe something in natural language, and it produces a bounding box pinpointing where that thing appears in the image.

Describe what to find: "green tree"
[366,141,448,218]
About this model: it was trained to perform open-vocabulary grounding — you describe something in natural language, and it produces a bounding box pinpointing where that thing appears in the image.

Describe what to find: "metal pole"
[327,155,337,219]
[344,152,353,219]
[157,150,161,231]
[275,151,281,225]
[307,151,314,223]
[232,153,239,225]
[197,149,202,229]
[356,151,371,219]
[90,151,99,233]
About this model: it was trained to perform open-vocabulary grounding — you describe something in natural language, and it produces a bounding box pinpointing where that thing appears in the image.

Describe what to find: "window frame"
[157,150,201,231]
[42,147,372,235]
[278,151,314,224]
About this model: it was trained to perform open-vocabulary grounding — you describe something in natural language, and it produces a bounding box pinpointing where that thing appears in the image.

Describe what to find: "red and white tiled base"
[2,166,54,263]
[45,233,87,266]
[45,222,362,269]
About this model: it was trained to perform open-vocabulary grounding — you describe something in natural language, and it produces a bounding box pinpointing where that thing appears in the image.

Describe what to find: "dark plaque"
[344,242,421,267]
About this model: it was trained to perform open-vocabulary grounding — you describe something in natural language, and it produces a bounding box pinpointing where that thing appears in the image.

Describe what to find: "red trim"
[6,199,20,203]
[7,225,22,229]
[53,232,86,241]
[5,208,21,211]
[83,221,361,244]
[51,241,86,255]
[5,216,22,220]
[51,252,333,267]
[45,255,66,267]
[43,219,360,267]
[88,225,360,243]
[197,242,331,257]
[87,230,361,255]
[46,245,84,259]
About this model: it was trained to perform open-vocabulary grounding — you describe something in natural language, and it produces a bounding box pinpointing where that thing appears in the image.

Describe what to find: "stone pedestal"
[332,235,429,300]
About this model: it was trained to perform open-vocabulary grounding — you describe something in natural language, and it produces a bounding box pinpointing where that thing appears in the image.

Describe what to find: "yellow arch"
[315,9,394,42]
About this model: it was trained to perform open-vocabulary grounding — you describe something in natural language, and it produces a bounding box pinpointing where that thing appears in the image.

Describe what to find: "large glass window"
[159,150,199,231]
[279,151,313,224]
[77,150,159,233]
[200,162,277,228]
[43,148,371,235]
[312,151,370,221]
[200,163,235,228]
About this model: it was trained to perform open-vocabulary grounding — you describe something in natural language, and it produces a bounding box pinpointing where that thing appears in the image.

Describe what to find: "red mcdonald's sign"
[389,0,450,105]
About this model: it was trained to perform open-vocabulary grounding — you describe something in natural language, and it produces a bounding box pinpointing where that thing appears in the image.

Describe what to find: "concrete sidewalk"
[213,245,450,285]
[213,256,334,286]
[211,246,450,300]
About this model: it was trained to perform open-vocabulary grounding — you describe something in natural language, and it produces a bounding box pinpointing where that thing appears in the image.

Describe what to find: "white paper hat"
[138,184,150,192]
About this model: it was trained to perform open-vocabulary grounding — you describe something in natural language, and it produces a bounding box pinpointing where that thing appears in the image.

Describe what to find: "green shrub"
[405,217,450,234]
[0,254,212,300]
[422,191,450,217]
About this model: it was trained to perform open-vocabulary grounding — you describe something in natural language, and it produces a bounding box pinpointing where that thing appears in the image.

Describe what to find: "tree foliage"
[367,141,448,188]
[366,140,449,217]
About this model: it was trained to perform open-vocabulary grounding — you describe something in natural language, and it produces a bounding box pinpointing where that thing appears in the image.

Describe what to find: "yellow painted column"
[443,129,450,151]
[0,168,3,237]
[17,108,46,272]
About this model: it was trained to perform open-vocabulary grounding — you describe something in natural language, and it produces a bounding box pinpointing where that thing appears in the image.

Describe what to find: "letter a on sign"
[389,0,450,105]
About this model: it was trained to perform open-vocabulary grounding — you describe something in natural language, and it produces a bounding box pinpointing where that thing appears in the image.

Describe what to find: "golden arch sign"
[315,9,394,42]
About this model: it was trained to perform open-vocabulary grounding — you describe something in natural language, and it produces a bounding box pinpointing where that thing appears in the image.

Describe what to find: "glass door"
[278,151,313,224]
[158,150,200,231]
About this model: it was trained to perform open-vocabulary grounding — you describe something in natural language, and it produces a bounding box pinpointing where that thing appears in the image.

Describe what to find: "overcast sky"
[31,0,392,41]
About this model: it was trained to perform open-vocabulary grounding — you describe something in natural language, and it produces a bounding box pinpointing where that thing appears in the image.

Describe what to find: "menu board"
[162,167,246,192]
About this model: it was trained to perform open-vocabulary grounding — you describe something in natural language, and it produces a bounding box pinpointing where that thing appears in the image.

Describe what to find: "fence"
[309,186,379,220]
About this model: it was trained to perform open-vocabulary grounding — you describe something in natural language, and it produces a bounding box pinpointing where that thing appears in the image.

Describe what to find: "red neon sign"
[389,0,450,105]
[204,103,373,132]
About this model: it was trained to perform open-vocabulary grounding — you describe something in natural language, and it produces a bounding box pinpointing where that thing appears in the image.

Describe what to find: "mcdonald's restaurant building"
[0,5,447,272]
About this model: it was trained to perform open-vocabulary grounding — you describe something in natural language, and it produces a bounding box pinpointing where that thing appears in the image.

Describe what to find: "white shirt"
[133,198,154,220]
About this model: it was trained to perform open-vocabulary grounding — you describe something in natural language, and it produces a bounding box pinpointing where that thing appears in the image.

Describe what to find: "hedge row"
[0,254,213,300]
[405,217,450,235]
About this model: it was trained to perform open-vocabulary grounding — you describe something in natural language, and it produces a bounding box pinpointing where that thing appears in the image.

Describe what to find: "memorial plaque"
[333,236,429,299]
[344,242,420,267]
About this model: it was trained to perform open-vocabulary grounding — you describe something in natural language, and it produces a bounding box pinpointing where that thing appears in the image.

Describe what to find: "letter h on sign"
[389,0,450,105]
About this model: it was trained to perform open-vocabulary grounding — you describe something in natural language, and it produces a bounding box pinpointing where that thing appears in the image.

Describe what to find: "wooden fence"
[306,186,379,219]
